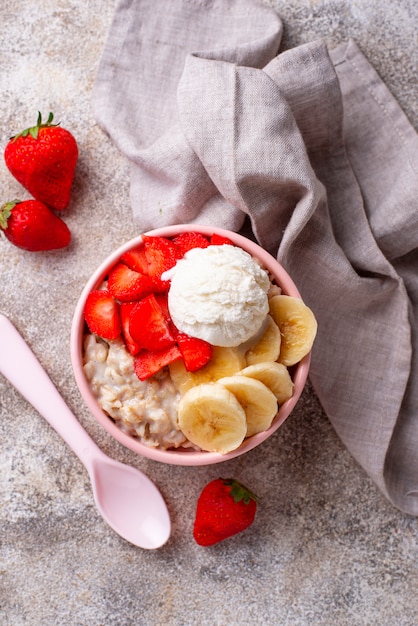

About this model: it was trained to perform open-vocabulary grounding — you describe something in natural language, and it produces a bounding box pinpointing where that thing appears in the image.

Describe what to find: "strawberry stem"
[221,478,259,505]
[0,200,20,230]
[10,112,60,142]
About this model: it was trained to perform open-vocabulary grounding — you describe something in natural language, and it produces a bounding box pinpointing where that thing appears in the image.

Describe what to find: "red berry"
[120,302,143,355]
[210,233,234,246]
[172,231,210,255]
[193,478,258,546]
[143,235,182,290]
[120,245,149,274]
[176,333,213,372]
[153,292,171,320]
[134,344,182,380]
[108,262,155,302]
[129,293,176,351]
[84,290,121,340]
[0,199,71,251]
[4,112,78,211]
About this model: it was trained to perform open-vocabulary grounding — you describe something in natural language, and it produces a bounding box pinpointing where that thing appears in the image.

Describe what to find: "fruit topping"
[84,290,121,340]
[175,333,213,372]
[245,315,281,365]
[120,245,149,274]
[108,262,155,302]
[129,293,176,351]
[142,235,182,291]
[172,231,210,255]
[268,295,317,366]
[134,344,182,381]
[216,375,278,437]
[238,362,294,404]
[169,345,246,395]
[178,383,247,454]
[120,302,143,355]
[209,233,234,246]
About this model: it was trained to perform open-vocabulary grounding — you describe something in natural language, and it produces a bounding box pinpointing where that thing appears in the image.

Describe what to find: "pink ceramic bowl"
[70,224,311,466]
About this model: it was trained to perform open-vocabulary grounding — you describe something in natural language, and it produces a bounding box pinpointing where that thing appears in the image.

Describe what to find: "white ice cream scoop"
[164,244,270,346]
[0,313,171,549]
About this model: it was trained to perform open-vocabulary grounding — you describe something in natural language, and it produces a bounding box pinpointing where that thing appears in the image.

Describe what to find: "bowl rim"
[70,224,311,466]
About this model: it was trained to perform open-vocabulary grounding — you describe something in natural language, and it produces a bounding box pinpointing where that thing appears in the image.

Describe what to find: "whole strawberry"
[193,478,258,546]
[0,200,71,251]
[4,112,78,211]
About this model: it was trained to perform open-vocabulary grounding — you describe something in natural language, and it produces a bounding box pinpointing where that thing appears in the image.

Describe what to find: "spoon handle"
[0,314,101,470]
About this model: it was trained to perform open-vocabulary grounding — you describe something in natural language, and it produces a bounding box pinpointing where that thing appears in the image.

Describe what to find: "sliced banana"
[177,383,247,454]
[238,361,294,404]
[245,314,281,365]
[269,295,317,366]
[169,345,246,394]
[217,375,278,438]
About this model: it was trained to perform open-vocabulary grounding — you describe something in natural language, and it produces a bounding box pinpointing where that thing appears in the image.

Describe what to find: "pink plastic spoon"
[0,314,171,549]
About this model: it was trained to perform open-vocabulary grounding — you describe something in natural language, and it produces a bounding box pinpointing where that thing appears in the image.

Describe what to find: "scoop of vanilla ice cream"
[163,244,270,347]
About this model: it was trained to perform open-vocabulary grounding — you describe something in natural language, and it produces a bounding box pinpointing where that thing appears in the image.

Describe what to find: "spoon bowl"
[0,313,170,549]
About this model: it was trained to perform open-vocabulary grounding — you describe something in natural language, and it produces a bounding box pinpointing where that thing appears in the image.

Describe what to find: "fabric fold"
[91,0,418,515]
[92,0,282,232]
[177,40,414,511]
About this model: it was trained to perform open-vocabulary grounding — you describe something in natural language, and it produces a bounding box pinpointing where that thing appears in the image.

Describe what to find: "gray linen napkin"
[92,0,418,515]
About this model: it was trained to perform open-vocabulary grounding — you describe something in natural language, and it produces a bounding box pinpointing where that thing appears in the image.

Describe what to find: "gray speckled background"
[1,1,417,625]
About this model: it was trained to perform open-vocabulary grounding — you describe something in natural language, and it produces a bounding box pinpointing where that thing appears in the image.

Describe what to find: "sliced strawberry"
[154,292,179,338]
[210,233,234,246]
[121,245,149,274]
[143,235,182,290]
[172,231,210,255]
[84,290,121,340]
[153,292,170,319]
[176,333,213,372]
[129,293,176,351]
[134,345,182,380]
[107,262,155,302]
[120,302,143,355]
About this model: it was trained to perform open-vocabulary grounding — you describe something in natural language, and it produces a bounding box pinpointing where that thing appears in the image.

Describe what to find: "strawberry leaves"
[223,478,259,504]
[9,111,59,142]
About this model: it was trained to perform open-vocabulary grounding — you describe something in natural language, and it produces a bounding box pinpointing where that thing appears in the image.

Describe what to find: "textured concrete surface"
[0,1,417,625]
